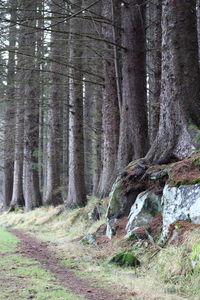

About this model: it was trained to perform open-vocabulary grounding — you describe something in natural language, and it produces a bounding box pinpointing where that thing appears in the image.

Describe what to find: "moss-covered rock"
[109,252,140,267]
[107,178,124,220]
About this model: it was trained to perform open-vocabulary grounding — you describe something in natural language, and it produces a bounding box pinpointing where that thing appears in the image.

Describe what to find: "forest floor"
[0,203,199,300]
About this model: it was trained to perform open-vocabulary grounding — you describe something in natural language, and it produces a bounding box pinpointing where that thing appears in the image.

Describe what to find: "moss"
[107,179,124,219]
[192,157,200,167]
[168,177,200,187]
[109,252,140,267]
[127,233,138,242]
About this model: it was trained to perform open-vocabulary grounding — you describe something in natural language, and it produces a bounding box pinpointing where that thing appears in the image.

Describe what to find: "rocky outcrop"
[126,191,162,234]
[162,184,200,237]
[106,154,200,240]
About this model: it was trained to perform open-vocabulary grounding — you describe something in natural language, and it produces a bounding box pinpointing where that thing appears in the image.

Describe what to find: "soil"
[10,229,128,300]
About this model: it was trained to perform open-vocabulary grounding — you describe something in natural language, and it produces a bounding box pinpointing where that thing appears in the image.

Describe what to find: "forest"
[0,0,200,299]
[0,0,199,211]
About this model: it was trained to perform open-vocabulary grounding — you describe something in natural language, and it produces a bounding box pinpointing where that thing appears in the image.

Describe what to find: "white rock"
[162,184,200,237]
[126,191,162,233]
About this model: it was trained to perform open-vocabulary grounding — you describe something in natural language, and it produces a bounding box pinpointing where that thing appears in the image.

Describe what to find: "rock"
[162,184,200,237]
[107,160,148,221]
[126,191,162,234]
[106,177,126,220]
[80,234,97,246]
[109,252,140,267]
[106,217,118,239]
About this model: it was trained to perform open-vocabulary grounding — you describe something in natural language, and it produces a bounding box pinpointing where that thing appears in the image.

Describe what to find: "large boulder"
[126,191,162,234]
[162,184,200,237]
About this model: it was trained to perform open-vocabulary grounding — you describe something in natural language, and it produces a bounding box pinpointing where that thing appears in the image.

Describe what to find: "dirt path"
[10,229,127,300]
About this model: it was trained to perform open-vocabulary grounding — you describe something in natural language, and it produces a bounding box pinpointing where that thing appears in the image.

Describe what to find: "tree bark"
[3,0,16,209]
[23,0,42,211]
[10,44,25,209]
[197,0,200,63]
[117,0,149,170]
[92,85,102,196]
[66,0,86,208]
[145,0,200,164]
[44,0,65,206]
[146,0,162,144]
[98,0,120,198]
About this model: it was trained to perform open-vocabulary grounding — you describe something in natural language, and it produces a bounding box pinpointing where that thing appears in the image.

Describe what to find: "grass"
[0,199,200,299]
[0,227,19,252]
[0,228,85,300]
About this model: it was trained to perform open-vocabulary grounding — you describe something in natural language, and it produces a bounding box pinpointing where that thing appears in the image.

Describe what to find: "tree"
[146,0,162,144]
[98,0,120,198]
[66,0,86,208]
[197,0,200,62]
[145,0,200,164]
[3,0,16,209]
[117,0,149,170]
[23,0,42,211]
[44,0,65,205]
[10,36,25,209]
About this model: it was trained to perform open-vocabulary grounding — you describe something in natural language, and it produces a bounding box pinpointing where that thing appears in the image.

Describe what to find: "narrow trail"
[10,229,127,300]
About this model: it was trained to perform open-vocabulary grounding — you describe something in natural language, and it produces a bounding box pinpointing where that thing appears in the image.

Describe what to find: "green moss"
[109,252,140,267]
[193,157,200,166]
[127,233,138,242]
[168,177,200,187]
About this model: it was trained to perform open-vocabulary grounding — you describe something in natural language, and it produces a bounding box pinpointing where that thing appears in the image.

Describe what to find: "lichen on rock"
[126,191,162,234]
[162,184,200,237]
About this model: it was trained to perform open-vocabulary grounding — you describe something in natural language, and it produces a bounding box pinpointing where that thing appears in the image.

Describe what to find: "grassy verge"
[0,199,200,300]
[0,228,84,300]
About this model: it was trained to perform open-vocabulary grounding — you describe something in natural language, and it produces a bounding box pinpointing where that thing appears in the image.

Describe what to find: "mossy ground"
[0,199,200,300]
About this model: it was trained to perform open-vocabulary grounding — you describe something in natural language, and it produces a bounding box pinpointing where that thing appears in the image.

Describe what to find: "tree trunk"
[83,81,93,195]
[98,0,120,198]
[145,0,200,164]
[3,0,16,209]
[146,0,162,144]
[45,0,65,206]
[10,43,25,209]
[197,0,200,63]
[92,86,102,196]
[23,0,42,211]
[66,0,86,208]
[117,0,149,170]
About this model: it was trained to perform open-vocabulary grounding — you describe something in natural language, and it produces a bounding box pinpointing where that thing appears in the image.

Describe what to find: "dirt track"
[10,230,127,300]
